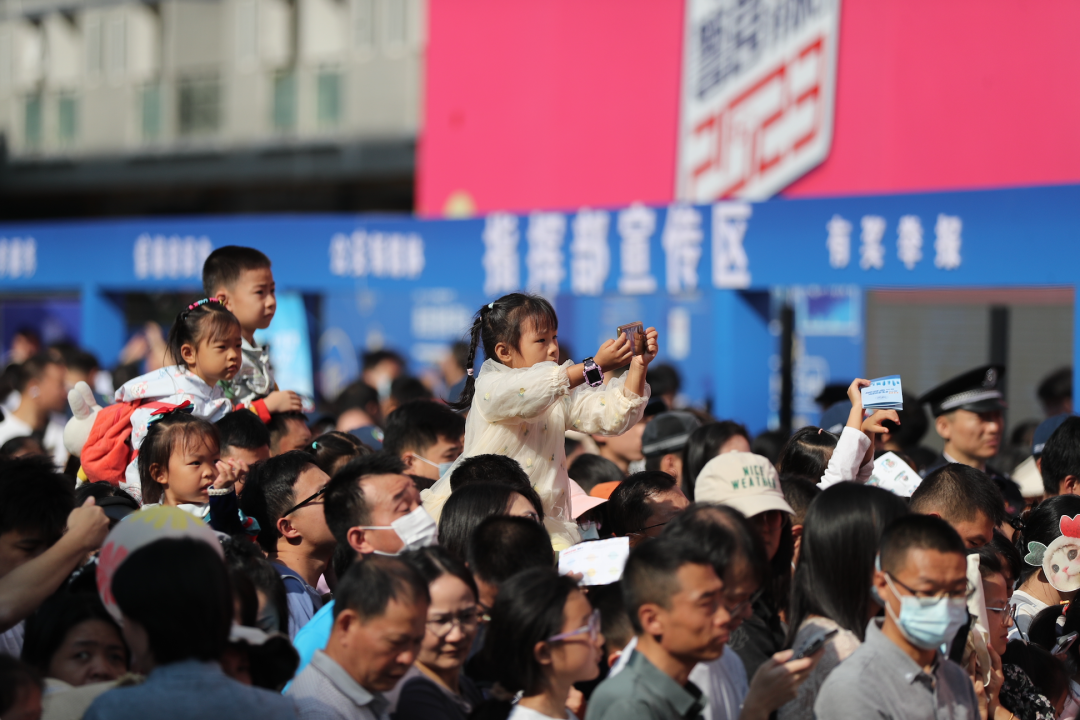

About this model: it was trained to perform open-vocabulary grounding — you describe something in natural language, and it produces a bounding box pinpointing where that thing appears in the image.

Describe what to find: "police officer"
[918,365,1009,481]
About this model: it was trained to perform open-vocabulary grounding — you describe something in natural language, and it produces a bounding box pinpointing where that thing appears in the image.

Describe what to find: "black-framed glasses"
[887,572,974,601]
[283,486,327,516]
[628,520,670,536]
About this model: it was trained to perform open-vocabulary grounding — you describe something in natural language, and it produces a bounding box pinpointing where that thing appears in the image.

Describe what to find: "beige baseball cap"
[695,452,794,518]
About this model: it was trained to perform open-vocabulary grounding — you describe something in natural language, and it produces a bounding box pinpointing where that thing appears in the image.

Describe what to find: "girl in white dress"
[421,293,655,550]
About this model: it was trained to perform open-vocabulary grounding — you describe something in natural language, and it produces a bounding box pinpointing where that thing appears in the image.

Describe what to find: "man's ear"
[214,289,231,311]
[935,414,953,441]
[400,452,419,474]
[276,516,300,541]
[346,526,374,556]
[1063,475,1080,496]
[638,603,664,637]
[872,569,889,602]
[660,454,679,477]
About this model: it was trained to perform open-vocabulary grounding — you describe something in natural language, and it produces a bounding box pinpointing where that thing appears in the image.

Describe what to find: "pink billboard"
[419,0,1080,217]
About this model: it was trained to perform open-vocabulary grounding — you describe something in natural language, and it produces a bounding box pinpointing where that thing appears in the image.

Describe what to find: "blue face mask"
[883,574,969,651]
[412,453,454,478]
[579,521,600,541]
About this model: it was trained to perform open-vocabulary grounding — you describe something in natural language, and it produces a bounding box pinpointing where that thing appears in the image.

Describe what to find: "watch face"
[584,365,603,385]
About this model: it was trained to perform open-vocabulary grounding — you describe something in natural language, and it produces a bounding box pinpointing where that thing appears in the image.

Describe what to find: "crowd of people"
[0,244,1078,720]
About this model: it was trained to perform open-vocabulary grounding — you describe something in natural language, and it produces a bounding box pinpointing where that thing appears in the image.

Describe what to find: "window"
[57,94,77,144]
[24,94,43,149]
[141,83,162,140]
[316,69,341,127]
[236,0,258,63]
[353,0,374,49]
[177,76,220,136]
[383,0,406,47]
[272,70,296,131]
[105,15,126,77]
[85,17,103,75]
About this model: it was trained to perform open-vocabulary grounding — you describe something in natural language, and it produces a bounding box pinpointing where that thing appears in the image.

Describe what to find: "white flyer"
[867,452,923,497]
[558,537,631,586]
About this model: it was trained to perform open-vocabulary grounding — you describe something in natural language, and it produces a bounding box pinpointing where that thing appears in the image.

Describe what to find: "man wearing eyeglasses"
[815,514,980,719]
[240,451,336,639]
[291,452,427,683]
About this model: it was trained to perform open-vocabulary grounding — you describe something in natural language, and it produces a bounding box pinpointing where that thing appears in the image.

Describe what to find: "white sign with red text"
[677,0,841,202]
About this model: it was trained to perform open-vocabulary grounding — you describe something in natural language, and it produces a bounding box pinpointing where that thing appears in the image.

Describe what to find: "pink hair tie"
[467,369,474,377]
[817,428,823,434]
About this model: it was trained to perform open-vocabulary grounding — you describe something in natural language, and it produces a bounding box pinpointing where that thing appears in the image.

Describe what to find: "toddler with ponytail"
[423,293,657,549]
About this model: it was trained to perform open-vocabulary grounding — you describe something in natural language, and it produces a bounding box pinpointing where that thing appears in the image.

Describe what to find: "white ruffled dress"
[421,358,649,551]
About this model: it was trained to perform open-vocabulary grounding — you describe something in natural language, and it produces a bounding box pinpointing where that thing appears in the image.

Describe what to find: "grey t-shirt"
[813,619,979,720]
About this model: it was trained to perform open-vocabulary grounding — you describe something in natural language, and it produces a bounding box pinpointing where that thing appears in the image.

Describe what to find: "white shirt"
[0,413,67,469]
[421,359,648,551]
[1009,589,1047,641]
[508,705,579,720]
[818,426,873,490]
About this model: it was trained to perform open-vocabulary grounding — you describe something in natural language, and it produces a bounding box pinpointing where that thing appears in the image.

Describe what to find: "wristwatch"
[582,357,604,387]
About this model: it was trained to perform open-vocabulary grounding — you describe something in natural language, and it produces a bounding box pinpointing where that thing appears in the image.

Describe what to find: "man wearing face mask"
[814,514,979,719]
[383,400,465,485]
[289,452,439,682]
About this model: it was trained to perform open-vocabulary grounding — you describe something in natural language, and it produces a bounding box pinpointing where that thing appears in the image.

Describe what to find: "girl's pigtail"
[448,308,486,412]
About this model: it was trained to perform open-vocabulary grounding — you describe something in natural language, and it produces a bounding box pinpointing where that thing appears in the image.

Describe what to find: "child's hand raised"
[631,327,659,368]
[846,378,870,410]
[213,458,248,490]
[863,409,900,435]
[594,333,634,372]
[264,390,302,413]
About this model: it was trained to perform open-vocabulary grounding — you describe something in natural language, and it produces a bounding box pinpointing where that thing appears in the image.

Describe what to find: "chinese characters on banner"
[133,234,211,280]
[825,213,963,271]
[677,0,842,202]
[0,237,37,279]
[476,203,753,298]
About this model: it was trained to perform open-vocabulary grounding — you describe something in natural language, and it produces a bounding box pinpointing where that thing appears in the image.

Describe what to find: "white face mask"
[359,505,439,555]
[412,453,453,478]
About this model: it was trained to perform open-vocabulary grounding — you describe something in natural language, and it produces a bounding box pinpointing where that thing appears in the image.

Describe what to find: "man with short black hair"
[814,514,979,719]
[239,451,334,638]
[641,411,701,485]
[448,454,531,493]
[287,556,430,720]
[215,411,271,492]
[909,463,1005,548]
[291,452,428,677]
[382,400,464,483]
[587,535,728,720]
[1037,416,1080,496]
[607,471,689,547]
[268,411,312,456]
[0,354,69,468]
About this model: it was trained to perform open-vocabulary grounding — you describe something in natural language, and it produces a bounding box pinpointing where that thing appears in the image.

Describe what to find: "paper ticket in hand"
[861,375,903,410]
[558,537,630,586]
[867,452,923,497]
